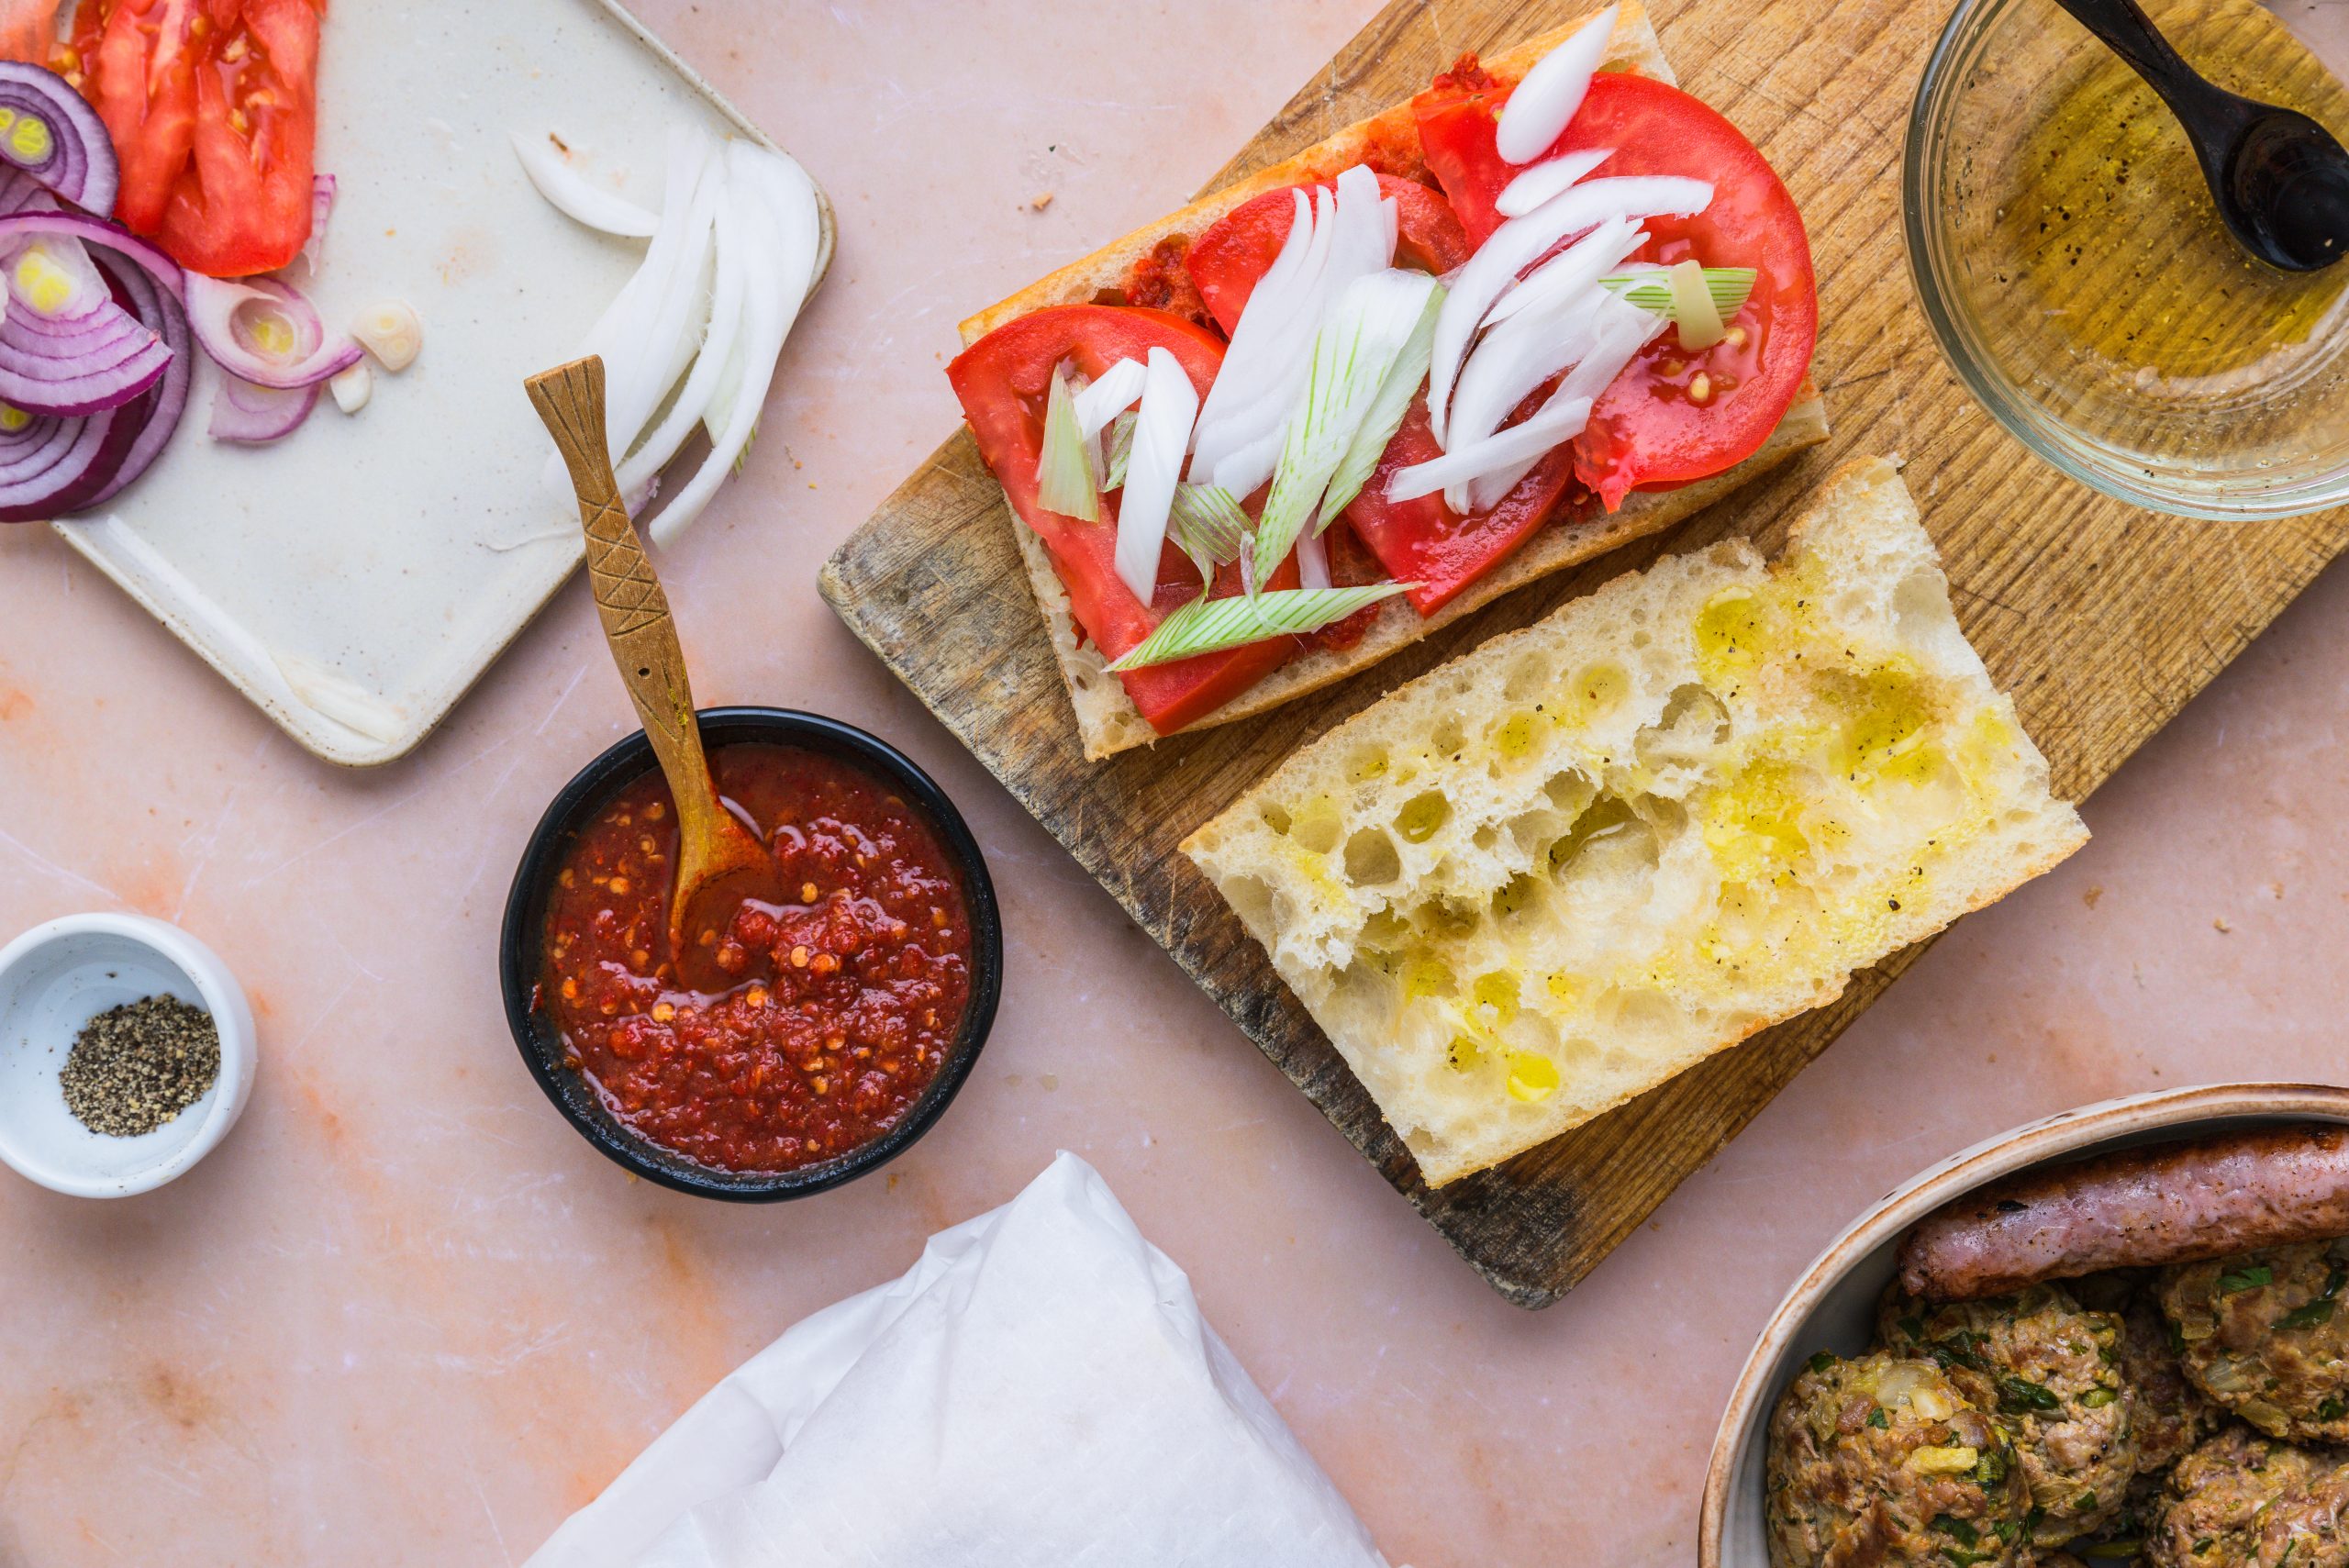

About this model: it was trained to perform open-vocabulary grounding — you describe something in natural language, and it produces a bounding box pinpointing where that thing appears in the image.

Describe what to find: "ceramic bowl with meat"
[1703,1085,2349,1568]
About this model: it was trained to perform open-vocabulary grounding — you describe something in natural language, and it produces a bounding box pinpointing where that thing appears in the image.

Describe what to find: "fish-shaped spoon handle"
[526,357,774,986]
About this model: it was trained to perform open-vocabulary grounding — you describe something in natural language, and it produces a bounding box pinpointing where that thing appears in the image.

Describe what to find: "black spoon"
[2051,0,2349,272]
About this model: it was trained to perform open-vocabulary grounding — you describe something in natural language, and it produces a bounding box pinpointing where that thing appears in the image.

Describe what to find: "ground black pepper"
[59,995,221,1138]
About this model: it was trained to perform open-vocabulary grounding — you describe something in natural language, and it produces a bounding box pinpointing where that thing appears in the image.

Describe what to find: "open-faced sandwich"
[946,2,1830,760]
[1183,460,2087,1186]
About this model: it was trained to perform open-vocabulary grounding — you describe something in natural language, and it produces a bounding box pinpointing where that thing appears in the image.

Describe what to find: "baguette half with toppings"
[954,2,1830,760]
[1183,459,2085,1185]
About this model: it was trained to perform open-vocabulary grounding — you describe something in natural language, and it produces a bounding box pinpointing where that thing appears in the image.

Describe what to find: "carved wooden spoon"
[526,356,779,993]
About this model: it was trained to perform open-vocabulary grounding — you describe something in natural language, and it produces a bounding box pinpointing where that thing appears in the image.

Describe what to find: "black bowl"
[498,707,1002,1200]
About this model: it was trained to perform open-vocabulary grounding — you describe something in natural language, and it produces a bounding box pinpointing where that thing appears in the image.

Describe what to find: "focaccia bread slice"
[1183,458,2087,1186]
[961,1,1831,760]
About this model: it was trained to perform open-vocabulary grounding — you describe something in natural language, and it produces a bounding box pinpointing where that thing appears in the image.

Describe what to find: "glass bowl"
[1906,0,2349,517]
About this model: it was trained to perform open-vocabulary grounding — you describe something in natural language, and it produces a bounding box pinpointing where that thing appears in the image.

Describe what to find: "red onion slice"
[0,62,120,217]
[209,373,320,443]
[78,254,193,509]
[0,237,170,416]
[185,272,363,389]
[0,254,193,521]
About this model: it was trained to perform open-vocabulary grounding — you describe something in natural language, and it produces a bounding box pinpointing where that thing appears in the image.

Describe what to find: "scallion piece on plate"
[1035,361,1100,521]
[1107,583,1410,671]
[1598,265,1755,326]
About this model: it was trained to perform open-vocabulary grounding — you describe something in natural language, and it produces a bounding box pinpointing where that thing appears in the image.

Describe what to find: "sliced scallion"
[1598,266,1755,324]
[1322,280,1443,520]
[1167,484,1249,581]
[1106,583,1410,671]
[1035,361,1099,521]
[1252,268,1442,585]
[1102,409,1137,490]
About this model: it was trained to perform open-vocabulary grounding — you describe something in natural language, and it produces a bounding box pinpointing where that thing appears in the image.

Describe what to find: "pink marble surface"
[3,3,2347,1564]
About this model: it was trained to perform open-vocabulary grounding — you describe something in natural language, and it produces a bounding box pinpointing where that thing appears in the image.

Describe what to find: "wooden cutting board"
[818,0,2349,1307]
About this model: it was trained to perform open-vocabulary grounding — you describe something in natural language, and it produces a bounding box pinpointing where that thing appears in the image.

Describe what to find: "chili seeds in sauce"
[540,744,973,1174]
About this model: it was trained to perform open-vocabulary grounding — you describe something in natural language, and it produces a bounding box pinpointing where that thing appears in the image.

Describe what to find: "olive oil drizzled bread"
[1183,458,2087,1185]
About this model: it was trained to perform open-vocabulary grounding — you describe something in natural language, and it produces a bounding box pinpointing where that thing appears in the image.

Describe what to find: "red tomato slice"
[1184,172,1470,336]
[1415,69,1817,510]
[72,0,324,277]
[1342,393,1586,615]
[946,305,1305,736]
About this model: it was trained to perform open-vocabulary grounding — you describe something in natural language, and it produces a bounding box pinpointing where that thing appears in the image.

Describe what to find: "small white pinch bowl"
[0,912,257,1197]
[1699,1082,2349,1568]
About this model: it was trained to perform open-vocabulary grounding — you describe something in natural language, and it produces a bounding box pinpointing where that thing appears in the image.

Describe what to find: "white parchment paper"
[523,1152,1394,1568]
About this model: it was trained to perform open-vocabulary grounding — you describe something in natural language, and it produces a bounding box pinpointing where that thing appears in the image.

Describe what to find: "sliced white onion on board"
[1495,148,1613,219]
[1074,356,1145,437]
[511,132,660,238]
[649,139,823,546]
[1115,345,1197,604]
[1494,3,1622,163]
[618,195,749,501]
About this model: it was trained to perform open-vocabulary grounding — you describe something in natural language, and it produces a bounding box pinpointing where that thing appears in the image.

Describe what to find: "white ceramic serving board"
[49,0,830,767]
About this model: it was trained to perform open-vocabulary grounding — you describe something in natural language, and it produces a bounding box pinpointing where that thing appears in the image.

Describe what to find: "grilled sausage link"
[1898,1124,2349,1302]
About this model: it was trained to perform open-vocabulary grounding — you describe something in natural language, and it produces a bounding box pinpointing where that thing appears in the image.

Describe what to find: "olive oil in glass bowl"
[1907,0,2349,517]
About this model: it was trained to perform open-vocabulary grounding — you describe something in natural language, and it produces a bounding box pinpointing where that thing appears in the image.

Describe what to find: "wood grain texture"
[817,0,2349,1307]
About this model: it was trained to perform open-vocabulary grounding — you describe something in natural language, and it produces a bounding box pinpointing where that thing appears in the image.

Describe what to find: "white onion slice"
[650,141,823,546]
[1427,175,1713,445]
[1448,306,1601,467]
[1494,4,1622,163]
[1470,296,1662,509]
[328,361,372,414]
[618,195,748,499]
[1115,346,1197,604]
[511,132,660,238]
[1495,148,1613,219]
[1074,357,1145,438]
[1189,164,1395,502]
[1389,398,1594,503]
[1480,217,1643,328]
[1295,523,1331,590]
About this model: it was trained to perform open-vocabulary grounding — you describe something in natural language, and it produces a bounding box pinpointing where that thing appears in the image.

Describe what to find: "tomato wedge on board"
[72,0,324,277]
[947,304,1307,736]
[1184,172,1471,336]
[1415,67,1817,510]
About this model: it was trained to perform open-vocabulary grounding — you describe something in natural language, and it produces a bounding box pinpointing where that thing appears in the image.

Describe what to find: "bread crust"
[963,2,1831,759]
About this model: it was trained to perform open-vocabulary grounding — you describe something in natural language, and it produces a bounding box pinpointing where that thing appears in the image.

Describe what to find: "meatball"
[1881,1284,2138,1543]
[1766,1351,2029,1568]
[2160,1243,2349,1444]
[2146,1427,2349,1568]
[2075,1271,2222,1474]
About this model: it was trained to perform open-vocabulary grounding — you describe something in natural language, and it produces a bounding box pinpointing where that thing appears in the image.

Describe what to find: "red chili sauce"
[539,744,973,1173]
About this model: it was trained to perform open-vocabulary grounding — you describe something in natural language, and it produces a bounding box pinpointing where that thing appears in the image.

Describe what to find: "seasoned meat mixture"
[1881,1284,2139,1543]
[2161,1244,2349,1446]
[1766,1351,2030,1568]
